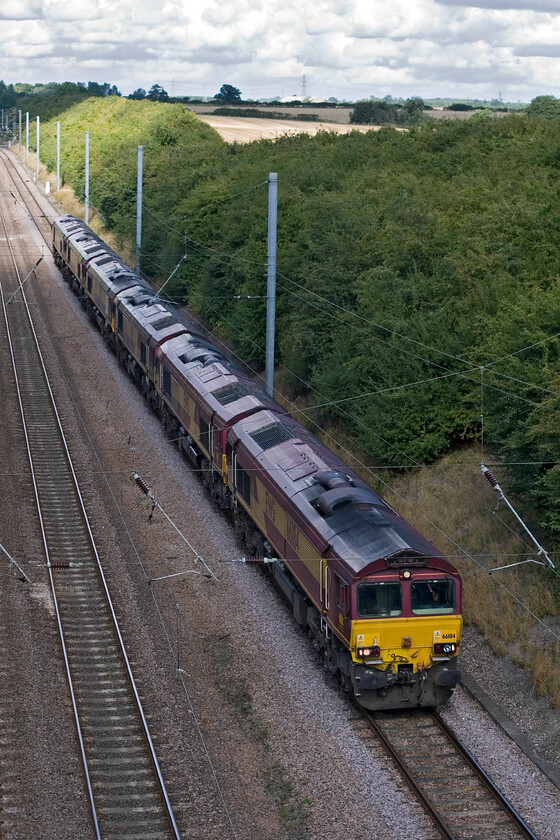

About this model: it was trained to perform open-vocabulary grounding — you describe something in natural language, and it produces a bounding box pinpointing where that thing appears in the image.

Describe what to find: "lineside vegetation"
[31,97,560,704]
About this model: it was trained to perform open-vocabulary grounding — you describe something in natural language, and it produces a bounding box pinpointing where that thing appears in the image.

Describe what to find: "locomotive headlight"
[357,645,381,659]
[433,642,457,655]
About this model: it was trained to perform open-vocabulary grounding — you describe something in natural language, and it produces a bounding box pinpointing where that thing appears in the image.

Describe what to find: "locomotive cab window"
[411,579,455,615]
[117,311,123,333]
[357,582,402,617]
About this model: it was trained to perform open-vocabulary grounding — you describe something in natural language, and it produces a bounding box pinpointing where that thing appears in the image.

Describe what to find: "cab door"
[329,571,351,644]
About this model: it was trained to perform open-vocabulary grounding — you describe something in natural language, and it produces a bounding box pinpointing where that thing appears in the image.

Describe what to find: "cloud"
[435,0,560,11]
[0,0,559,102]
[0,0,43,20]
[53,40,156,62]
[514,43,560,54]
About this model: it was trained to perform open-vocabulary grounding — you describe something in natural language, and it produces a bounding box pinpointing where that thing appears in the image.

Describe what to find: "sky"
[2,0,560,102]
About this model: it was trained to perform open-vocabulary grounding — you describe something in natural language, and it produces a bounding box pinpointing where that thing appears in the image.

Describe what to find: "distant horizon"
[1,1,560,107]
[1,79,538,107]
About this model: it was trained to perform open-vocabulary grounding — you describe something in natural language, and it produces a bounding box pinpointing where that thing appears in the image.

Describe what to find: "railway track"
[0,151,181,838]
[365,707,538,840]
[1,145,548,840]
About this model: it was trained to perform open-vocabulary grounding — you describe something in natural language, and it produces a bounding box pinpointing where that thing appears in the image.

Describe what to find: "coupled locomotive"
[52,214,462,711]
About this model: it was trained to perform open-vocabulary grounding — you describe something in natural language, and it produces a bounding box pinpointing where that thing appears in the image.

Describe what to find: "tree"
[85,81,121,97]
[396,97,426,125]
[526,95,560,118]
[0,80,17,108]
[129,88,147,100]
[350,99,397,124]
[147,84,169,102]
[214,84,242,104]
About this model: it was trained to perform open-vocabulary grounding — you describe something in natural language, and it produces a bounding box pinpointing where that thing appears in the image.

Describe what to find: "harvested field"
[195,113,379,143]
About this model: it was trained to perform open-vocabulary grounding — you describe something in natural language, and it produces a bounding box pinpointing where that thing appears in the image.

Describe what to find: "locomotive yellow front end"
[349,565,462,710]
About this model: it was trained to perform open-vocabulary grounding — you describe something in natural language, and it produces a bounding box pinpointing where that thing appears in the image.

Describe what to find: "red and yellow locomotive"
[52,215,462,710]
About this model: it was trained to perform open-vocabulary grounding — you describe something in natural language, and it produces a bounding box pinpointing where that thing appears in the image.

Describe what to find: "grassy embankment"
[24,97,560,706]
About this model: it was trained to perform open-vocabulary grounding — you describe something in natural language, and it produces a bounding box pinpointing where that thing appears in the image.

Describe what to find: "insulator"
[133,473,151,495]
[483,468,499,488]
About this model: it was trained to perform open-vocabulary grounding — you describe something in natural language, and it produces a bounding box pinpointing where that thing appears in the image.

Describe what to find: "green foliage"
[0,80,121,121]
[86,81,121,97]
[35,99,560,545]
[0,80,17,109]
[147,84,169,102]
[350,99,398,124]
[526,95,560,118]
[214,84,242,104]
[445,102,478,111]
[351,97,425,126]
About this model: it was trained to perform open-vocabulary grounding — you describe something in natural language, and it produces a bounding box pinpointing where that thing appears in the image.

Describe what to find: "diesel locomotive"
[52,214,462,711]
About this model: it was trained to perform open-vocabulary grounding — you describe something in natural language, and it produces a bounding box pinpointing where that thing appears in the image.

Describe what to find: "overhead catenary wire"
[139,214,560,411]
[43,214,560,663]
[97,153,555,413]
[184,282,559,589]
[74,166,559,586]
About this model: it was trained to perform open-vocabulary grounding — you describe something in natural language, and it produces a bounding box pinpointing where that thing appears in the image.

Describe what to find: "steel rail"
[365,707,540,840]
[431,709,539,840]
[0,153,182,840]
[0,202,102,840]
[365,711,457,840]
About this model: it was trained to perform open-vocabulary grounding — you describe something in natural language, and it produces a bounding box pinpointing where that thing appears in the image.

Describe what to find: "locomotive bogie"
[52,215,463,712]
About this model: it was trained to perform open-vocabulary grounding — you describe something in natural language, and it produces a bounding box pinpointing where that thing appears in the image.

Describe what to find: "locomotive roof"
[160,337,278,424]
[53,215,448,577]
[88,258,143,293]
[116,293,200,345]
[55,216,111,256]
[230,409,444,576]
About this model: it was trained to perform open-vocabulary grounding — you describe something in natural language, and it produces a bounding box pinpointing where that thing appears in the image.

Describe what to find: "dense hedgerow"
[34,100,560,543]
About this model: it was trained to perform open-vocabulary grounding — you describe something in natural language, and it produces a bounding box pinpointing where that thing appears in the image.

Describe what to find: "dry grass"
[274,382,560,708]
[274,392,560,704]
[385,447,560,706]
[13,147,135,266]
